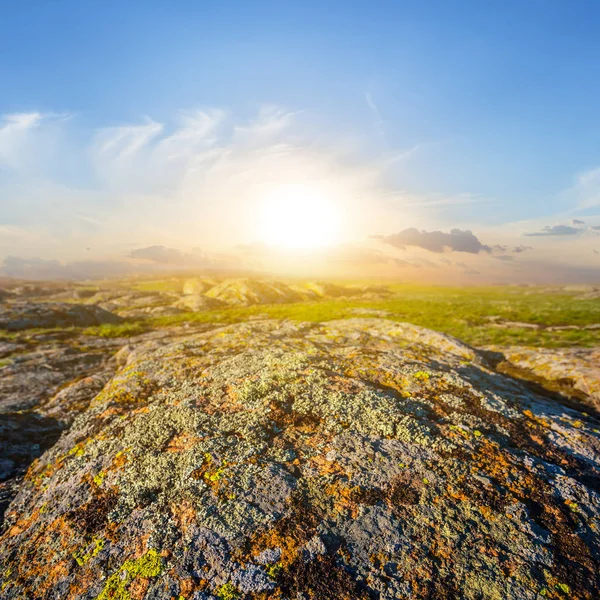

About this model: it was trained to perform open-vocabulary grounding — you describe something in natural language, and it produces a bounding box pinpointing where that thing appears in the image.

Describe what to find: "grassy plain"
[82,282,600,348]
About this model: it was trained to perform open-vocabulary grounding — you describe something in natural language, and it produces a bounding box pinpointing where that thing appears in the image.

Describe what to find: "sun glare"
[258,183,340,250]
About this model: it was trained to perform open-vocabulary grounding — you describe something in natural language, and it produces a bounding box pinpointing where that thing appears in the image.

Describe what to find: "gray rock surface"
[491,346,600,411]
[1,319,599,599]
[0,302,122,331]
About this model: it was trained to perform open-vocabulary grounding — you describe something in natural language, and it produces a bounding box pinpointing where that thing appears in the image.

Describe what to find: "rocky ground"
[0,279,599,599]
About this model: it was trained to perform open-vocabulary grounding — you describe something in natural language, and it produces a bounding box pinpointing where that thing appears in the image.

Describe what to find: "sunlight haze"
[1,1,599,282]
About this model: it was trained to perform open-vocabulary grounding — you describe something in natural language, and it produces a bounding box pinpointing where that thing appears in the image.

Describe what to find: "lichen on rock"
[1,318,599,599]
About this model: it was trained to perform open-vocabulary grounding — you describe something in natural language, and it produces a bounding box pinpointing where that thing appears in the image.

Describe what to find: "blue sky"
[1,0,600,278]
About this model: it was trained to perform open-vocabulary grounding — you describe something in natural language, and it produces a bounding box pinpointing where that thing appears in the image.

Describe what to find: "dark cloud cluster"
[524,221,600,236]
[492,244,533,253]
[494,255,514,262]
[513,245,533,253]
[379,228,492,254]
[525,225,582,237]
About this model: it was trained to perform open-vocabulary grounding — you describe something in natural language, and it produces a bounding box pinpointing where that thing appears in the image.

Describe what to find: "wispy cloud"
[93,117,163,160]
[0,112,43,168]
[2,105,424,256]
[365,91,388,148]
[3,104,596,283]
[567,166,600,210]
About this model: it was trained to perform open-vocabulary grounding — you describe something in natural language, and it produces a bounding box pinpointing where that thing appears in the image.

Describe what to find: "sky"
[1,0,600,281]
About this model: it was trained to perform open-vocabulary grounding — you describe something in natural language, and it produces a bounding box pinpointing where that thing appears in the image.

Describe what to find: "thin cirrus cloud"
[571,166,600,209]
[0,112,46,170]
[2,106,419,253]
[2,106,599,281]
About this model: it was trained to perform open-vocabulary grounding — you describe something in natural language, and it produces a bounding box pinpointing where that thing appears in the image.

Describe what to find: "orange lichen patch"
[68,570,103,599]
[6,505,45,537]
[472,437,548,502]
[249,527,301,568]
[107,448,130,472]
[529,434,546,445]
[177,576,197,597]
[328,374,363,395]
[165,432,202,453]
[342,358,409,397]
[190,453,229,495]
[246,494,322,568]
[446,483,470,504]
[6,516,74,596]
[27,460,61,487]
[202,397,246,416]
[325,482,360,518]
[96,405,126,421]
[479,505,494,520]
[128,576,151,600]
[523,409,552,428]
[170,499,197,532]
[309,454,346,477]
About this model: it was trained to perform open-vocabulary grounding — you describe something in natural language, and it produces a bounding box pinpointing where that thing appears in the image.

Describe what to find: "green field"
[80,283,600,348]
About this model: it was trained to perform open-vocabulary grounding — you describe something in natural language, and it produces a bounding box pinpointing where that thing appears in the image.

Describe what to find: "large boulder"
[205,278,304,306]
[183,278,218,296]
[175,294,226,312]
[491,346,600,411]
[0,302,122,331]
[1,319,599,599]
[299,281,358,298]
[0,336,123,523]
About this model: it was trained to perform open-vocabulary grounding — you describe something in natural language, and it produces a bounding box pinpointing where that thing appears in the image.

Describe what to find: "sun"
[258,183,341,250]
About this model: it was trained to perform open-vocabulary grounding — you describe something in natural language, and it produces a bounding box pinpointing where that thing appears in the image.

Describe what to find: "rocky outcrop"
[85,291,180,316]
[0,339,115,413]
[0,333,124,522]
[9,284,68,298]
[204,279,305,306]
[183,278,218,296]
[175,295,226,313]
[1,319,599,599]
[0,324,213,528]
[491,346,600,411]
[0,302,122,331]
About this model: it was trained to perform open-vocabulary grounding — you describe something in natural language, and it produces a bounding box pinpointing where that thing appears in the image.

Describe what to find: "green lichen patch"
[216,582,240,600]
[72,536,105,566]
[94,548,162,600]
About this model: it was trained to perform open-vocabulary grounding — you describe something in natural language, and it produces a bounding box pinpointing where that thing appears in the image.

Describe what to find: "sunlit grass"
[145,285,600,348]
[82,322,150,338]
[130,279,184,293]
[7,283,597,347]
